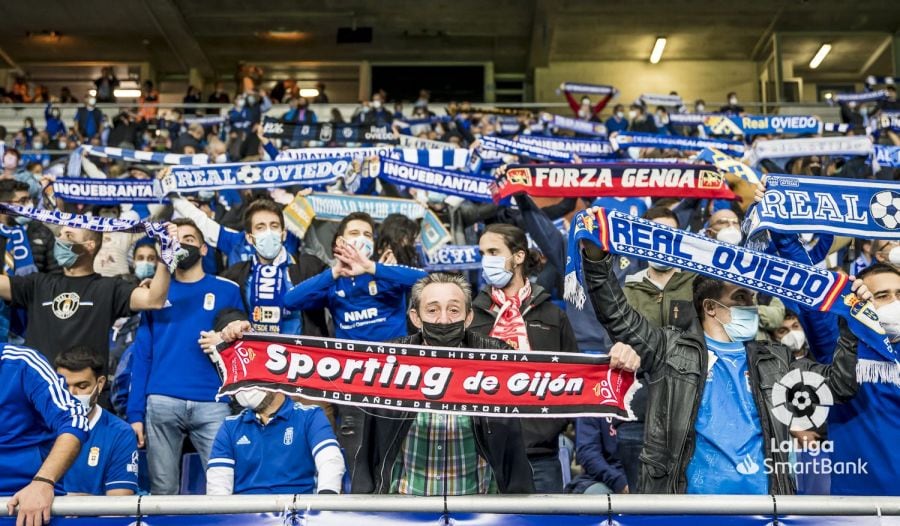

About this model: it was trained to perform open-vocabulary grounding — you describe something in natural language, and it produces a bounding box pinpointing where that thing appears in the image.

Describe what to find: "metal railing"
[0,494,897,516]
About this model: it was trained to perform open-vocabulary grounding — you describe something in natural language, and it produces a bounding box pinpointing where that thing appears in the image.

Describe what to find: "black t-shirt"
[10,273,136,367]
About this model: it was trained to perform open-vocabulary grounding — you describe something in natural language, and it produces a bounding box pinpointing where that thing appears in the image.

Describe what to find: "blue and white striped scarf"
[479,135,574,162]
[744,136,873,167]
[611,132,745,157]
[67,145,208,177]
[513,135,615,158]
[540,113,607,137]
[376,158,494,203]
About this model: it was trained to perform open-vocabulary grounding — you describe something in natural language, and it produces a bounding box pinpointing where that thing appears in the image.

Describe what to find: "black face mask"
[421,320,466,348]
[176,244,202,271]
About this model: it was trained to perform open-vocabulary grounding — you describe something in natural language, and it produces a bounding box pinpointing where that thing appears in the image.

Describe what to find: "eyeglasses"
[711,218,741,228]
[11,197,33,206]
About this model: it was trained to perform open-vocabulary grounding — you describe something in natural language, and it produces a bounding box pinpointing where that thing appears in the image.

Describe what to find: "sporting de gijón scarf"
[745,174,900,242]
[214,333,639,419]
[163,158,352,193]
[704,114,821,136]
[565,208,895,361]
[611,131,745,158]
[493,163,737,201]
[0,204,183,271]
[261,117,396,144]
[376,157,494,203]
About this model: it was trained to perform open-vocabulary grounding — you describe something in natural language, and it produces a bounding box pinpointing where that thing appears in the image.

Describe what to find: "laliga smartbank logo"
[735,370,867,477]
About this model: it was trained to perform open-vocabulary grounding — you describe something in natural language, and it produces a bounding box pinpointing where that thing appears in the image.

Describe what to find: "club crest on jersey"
[283,426,294,446]
[204,293,216,311]
[88,446,100,467]
[51,292,80,319]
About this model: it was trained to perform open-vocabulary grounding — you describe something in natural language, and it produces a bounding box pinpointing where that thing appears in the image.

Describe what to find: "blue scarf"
[248,252,289,334]
[397,135,458,150]
[668,113,718,126]
[284,193,451,255]
[276,147,393,161]
[384,148,472,170]
[421,244,481,271]
[865,75,900,87]
[479,135,574,162]
[52,177,161,204]
[184,115,226,126]
[162,158,352,193]
[261,117,395,144]
[695,148,761,184]
[67,145,209,177]
[0,224,37,276]
[611,132,745,157]
[513,135,615,158]
[704,114,821,136]
[376,158,494,203]
[559,82,617,95]
[565,207,896,361]
[876,112,900,132]
[831,90,888,104]
[540,113,607,136]
[0,204,183,271]
[746,174,900,240]
[823,122,850,133]
[638,93,683,107]
[873,145,900,169]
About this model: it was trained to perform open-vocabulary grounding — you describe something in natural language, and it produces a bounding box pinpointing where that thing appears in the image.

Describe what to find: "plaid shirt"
[390,413,497,495]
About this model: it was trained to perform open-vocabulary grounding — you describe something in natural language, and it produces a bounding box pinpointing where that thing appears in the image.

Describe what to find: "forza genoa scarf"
[493,163,737,201]
[565,208,896,361]
[0,204,183,271]
[213,333,639,419]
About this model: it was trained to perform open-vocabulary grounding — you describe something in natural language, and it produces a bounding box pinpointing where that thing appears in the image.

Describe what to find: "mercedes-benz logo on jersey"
[236,164,261,185]
[51,292,81,319]
[771,369,833,430]
[869,190,900,229]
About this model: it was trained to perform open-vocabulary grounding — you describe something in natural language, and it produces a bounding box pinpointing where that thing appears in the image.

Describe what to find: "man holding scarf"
[575,208,866,494]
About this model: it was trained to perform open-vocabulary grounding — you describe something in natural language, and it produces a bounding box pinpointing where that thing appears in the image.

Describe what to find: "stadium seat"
[179,452,207,495]
[558,434,573,488]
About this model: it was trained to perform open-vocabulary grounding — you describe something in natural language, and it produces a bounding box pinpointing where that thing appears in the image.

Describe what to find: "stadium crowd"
[1,67,899,525]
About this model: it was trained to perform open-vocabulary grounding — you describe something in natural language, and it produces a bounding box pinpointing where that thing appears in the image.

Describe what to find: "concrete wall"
[534,60,760,106]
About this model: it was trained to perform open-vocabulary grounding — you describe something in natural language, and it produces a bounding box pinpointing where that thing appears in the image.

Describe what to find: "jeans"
[615,421,644,493]
[146,394,231,495]
[529,453,564,494]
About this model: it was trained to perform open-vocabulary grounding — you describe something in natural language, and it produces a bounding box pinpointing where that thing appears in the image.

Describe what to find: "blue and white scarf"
[565,207,896,361]
[420,208,452,256]
[540,113,607,137]
[276,147,392,161]
[52,177,161,204]
[873,145,900,169]
[611,132,745,157]
[513,135,615,158]
[162,158,353,194]
[668,113,718,126]
[831,90,888,104]
[823,122,851,134]
[704,114,821,136]
[744,136,873,167]
[479,135,574,162]
[559,82,617,96]
[262,118,395,144]
[746,174,900,240]
[184,115,226,126]
[0,204,183,270]
[67,145,209,177]
[421,244,482,271]
[0,224,37,276]
[876,112,900,131]
[384,148,472,171]
[638,93,683,107]
[695,148,761,184]
[376,158,494,203]
[248,252,289,334]
[397,135,458,150]
[865,76,899,87]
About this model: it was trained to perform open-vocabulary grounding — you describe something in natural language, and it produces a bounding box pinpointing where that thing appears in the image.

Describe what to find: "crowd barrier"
[1,495,898,525]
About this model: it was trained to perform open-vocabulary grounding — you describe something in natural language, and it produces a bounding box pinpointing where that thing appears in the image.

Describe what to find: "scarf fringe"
[564,271,586,310]
[857,358,900,387]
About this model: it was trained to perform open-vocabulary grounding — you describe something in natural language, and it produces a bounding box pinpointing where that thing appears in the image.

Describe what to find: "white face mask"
[87,97,97,106]
[628,110,638,120]
[215,153,228,164]
[888,246,900,266]
[876,301,900,340]
[716,226,743,245]
[349,235,374,260]
[729,97,738,105]
[616,111,624,119]
[235,388,268,410]
[372,100,383,109]
[780,329,806,351]
[696,104,705,112]
[74,385,99,414]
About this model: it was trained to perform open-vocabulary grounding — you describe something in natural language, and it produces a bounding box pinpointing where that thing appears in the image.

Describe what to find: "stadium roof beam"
[140,0,214,77]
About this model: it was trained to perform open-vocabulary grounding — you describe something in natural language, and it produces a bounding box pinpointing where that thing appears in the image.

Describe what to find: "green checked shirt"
[390,413,497,495]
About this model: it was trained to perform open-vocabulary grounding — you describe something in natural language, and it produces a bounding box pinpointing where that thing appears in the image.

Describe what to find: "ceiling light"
[809,43,832,69]
[299,88,320,98]
[649,37,667,64]
[265,30,305,41]
[114,88,142,98]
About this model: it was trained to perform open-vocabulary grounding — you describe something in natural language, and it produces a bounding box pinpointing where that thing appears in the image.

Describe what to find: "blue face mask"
[134,261,156,280]
[714,301,759,342]
[253,230,283,260]
[482,255,513,288]
[53,239,81,269]
[14,215,31,226]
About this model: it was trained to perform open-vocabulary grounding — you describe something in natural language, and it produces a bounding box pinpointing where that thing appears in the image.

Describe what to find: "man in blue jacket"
[1,344,88,525]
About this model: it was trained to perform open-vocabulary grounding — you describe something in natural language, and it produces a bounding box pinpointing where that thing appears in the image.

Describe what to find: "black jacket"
[350,331,535,494]
[26,221,60,274]
[469,283,579,456]
[221,254,330,337]
[582,252,859,494]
